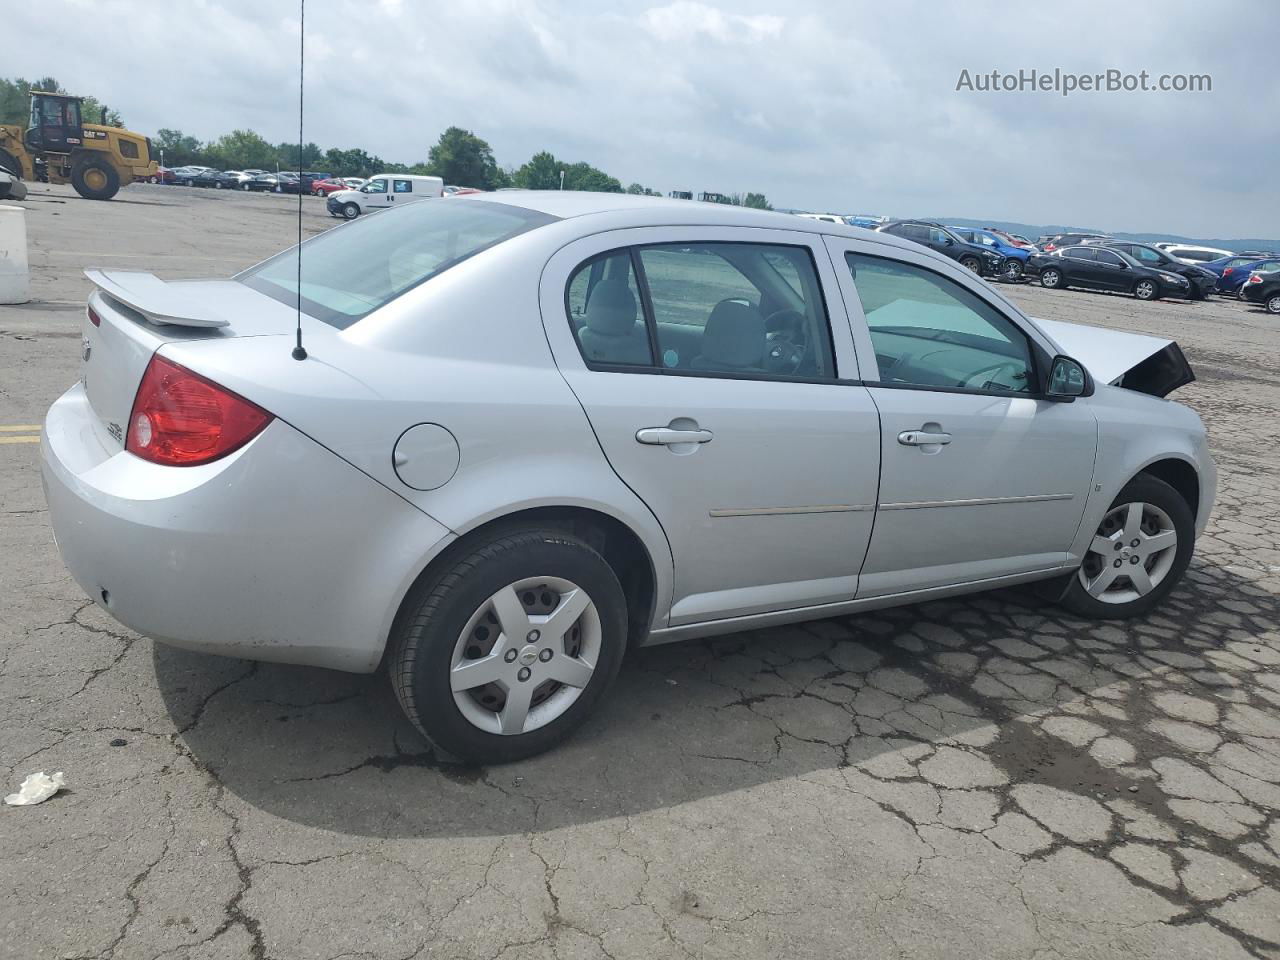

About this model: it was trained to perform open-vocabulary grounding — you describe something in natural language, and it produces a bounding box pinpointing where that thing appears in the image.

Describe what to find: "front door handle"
[898,430,952,446]
[636,427,714,445]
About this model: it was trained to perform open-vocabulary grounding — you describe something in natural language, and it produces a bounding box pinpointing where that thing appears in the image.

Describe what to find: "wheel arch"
[385,504,660,665]
[1136,456,1200,521]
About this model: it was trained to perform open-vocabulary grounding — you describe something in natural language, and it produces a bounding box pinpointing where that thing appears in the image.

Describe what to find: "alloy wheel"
[1003,259,1023,280]
[1136,280,1156,300]
[449,576,601,735]
[1078,502,1178,604]
[1042,269,1061,288]
[1267,294,1280,314]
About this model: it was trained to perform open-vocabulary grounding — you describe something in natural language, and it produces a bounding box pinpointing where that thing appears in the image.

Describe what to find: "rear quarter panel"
[159,228,677,633]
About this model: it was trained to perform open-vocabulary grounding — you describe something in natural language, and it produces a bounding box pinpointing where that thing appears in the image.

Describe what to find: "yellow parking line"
[0,425,41,432]
[0,436,40,444]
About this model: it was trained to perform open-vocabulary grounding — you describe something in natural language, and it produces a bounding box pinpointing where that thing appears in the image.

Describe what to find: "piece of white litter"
[4,771,67,806]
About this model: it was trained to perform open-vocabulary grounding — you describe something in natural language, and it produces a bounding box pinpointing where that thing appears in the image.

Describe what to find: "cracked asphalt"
[3,184,1280,959]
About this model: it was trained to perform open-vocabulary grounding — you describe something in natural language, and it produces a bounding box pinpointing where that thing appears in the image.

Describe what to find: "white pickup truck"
[325,173,444,219]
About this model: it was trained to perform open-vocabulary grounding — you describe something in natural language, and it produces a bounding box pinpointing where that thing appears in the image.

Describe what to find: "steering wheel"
[763,309,809,375]
[961,360,1023,391]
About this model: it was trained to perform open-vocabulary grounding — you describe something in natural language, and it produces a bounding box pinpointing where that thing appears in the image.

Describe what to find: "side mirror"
[943,237,954,246]
[1047,355,1091,401]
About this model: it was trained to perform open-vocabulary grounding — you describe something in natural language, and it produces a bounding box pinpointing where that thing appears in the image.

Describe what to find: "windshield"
[239,200,557,329]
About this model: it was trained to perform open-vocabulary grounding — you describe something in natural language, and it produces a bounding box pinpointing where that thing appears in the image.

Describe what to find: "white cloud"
[642,2,785,45]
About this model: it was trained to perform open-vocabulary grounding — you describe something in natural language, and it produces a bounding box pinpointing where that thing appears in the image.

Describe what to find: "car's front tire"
[390,528,629,765]
[959,255,981,274]
[1040,267,1063,289]
[1058,474,1194,620]
[1134,279,1158,301]
[1266,293,1280,315]
[1002,258,1024,281]
[341,202,360,219]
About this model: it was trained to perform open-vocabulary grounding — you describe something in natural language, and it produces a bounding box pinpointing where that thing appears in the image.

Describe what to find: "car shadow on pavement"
[156,558,1276,840]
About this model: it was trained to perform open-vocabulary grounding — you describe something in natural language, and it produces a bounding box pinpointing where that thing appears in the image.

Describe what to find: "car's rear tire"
[389,528,629,765]
[1040,267,1063,289]
[1002,258,1024,281]
[1134,279,1158,301]
[1266,294,1280,315]
[959,255,981,274]
[70,156,121,200]
[1058,474,1194,620]
[341,201,360,219]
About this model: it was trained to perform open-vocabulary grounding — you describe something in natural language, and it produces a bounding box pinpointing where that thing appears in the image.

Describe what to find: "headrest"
[702,300,764,368]
[584,280,638,336]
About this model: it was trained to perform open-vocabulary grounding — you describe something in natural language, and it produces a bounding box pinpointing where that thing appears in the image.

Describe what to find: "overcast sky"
[9,0,1277,237]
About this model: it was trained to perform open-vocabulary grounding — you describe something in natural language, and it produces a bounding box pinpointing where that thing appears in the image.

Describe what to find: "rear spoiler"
[1031,317,1195,398]
[84,270,230,328]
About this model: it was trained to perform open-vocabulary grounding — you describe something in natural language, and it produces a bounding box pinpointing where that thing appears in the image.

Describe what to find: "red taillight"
[1044,243,1056,252]
[1223,268,1234,277]
[87,305,101,327]
[125,355,272,466]
[1247,274,1262,284]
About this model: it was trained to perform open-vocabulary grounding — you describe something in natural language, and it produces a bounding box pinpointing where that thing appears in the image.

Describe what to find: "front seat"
[691,300,766,372]
[577,280,650,364]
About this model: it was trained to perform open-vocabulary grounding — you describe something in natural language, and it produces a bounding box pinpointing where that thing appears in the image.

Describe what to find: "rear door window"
[637,243,836,380]
[566,251,652,367]
[393,179,413,194]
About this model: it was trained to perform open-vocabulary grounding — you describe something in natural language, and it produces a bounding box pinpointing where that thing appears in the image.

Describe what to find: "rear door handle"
[898,430,952,446]
[636,427,714,445]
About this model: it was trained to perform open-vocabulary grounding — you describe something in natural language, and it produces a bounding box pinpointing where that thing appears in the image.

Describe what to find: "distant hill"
[932,216,1279,254]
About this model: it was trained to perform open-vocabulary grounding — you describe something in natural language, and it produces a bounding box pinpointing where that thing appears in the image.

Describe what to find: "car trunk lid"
[80,271,301,451]
[1031,317,1195,398]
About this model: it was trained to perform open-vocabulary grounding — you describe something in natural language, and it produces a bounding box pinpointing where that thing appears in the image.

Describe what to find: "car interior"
[568,243,837,379]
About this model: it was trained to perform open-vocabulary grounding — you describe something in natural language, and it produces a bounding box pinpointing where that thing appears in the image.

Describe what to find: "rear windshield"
[239,200,557,329]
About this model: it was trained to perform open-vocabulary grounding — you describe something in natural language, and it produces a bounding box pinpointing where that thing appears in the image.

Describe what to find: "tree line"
[1,75,771,208]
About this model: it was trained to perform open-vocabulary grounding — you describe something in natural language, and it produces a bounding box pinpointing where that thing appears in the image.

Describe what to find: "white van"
[325,174,444,219]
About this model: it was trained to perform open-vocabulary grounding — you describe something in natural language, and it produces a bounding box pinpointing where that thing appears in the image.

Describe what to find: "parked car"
[443,185,482,197]
[233,170,270,190]
[985,228,1037,251]
[279,171,332,194]
[1101,241,1217,300]
[42,193,1212,763]
[1241,269,1280,314]
[1205,256,1280,295]
[1028,246,1191,300]
[148,167,176,185]
[325,173,444,219]
[947,226,1031,280]
[310,177,352,197]
[172,166,218,186]
[876,220,1003,276]
[1153,243,1234,264]
[341,178,367,189]
[273,172,302,193]
[245,173,282,192]
[797,213,845,224]
[1038,233,1112,254]
[186,169,226,189]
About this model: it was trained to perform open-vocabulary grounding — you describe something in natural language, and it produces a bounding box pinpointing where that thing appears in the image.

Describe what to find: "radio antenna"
[291,0,308,361]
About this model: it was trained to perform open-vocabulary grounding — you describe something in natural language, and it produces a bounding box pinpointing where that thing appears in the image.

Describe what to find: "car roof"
[461,190,928,253]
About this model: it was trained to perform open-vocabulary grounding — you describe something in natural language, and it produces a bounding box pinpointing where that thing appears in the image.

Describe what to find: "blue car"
[1202,255,1280,295]
[947,226,1031,281]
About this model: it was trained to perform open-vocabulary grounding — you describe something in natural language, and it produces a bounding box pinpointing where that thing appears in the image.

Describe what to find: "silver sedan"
[41,193,1215,763]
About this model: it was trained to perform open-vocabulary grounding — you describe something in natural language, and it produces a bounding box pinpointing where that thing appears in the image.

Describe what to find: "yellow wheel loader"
[0,90,156,201]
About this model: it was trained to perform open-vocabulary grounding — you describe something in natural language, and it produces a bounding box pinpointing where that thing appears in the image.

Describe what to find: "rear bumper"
[41,382,452,672]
